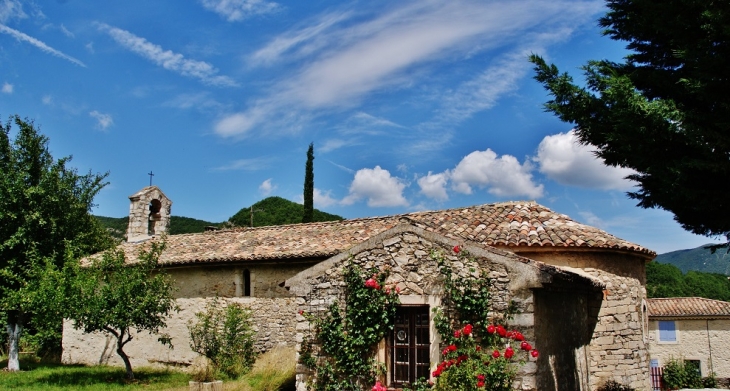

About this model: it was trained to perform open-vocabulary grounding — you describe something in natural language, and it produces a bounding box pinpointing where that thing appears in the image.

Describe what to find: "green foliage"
[530,0,730,245]
[646,261,730,300]
[229,196,342,228]
[303,143,314,224]
[597,380,634,391]
[95,215,223,241]
[428,247,536,391]
[302,262,399,391]
[0,115,113,370]
[188,299,257,379]
[65,241,178,380]
[663,358,702,390]
[656,244,730,275]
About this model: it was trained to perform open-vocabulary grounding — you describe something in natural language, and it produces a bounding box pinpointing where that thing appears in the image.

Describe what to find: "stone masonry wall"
[62,297,298,369]
[522,251,650,391]
[289,228,545,391]
[648,318,730,380]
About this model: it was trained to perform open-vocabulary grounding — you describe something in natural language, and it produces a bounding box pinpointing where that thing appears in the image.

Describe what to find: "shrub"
[663,358,703,390]
[598,379,634,391]
[188,299,257,379]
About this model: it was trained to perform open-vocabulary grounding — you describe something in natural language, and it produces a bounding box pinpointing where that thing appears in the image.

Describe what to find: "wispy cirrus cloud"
[96,23,237,87]
[0,24,85,67]
[213,157,272,171]
[199,0,280,22]
[2,82,13,94]
[89,110,113,131]
[215,0,603,138]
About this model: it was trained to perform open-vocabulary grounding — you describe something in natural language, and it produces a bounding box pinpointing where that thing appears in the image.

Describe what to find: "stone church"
[62,186,655,390]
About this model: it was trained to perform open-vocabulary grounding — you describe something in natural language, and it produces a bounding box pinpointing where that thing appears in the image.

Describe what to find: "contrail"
[0,24,86,67]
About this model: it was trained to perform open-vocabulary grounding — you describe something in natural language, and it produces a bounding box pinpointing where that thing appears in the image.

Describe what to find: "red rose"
[475,346,481,352]
[486,325,496,334]
[448,344,457,352]
[463,324,473,336]
[365,278,377,289]
[442,348,449,356]
[531,349,539,358]
[454,329,462,338]
[521,341,532,351]
[453,245,460,253]
[477,380,485,387]
[513,332,524,341]
[476,374,485,381]
[505,346,514,359]
[497,325,506,337]
[298,310,304,315]
[492,350,500,358]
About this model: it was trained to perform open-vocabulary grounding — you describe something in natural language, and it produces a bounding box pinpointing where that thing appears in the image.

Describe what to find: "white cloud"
[535,130,637,190]
[418,171,449,201]
[60,24,74,38]
[258,178,276,196]
[213,157,271,171]
[451,149,544,199]
[97,23,237,87]
[199,0,279,22]
[89,110,113,130]
[41,95,52,105]
[0,24,85,67]
[313,188,337,208]
[342,166,408,207]
[217,0,602,138]
[0,0,26,24]
[2,82,12,94]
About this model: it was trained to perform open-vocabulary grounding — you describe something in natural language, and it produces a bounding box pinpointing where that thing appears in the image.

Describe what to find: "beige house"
[62,186,656,391]
[647,297,730,380]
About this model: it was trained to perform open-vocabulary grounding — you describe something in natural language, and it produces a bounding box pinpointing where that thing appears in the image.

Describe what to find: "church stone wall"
[289,229,553,391]
[519,251,650,391]
[62,297,299,369]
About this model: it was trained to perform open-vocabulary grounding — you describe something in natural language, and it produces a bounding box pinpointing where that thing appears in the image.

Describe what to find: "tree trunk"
[115,330,134,380]
[6,312,24,371]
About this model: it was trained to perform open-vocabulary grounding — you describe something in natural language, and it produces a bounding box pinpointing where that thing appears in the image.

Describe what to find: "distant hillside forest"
[647,261,730,301]
[654,244,730,274]
[95,196,343,241]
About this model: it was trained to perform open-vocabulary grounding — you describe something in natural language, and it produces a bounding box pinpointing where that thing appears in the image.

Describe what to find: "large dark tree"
[302,143,314,223]
[530,0,730,245]
[0,115,112,370]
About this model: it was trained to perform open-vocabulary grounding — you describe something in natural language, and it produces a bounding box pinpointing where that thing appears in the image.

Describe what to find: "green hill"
[95,215,221,241]
[228,196,343,227]
[655,244,730,275]
[95,196,343,240]
[646,261,730,301]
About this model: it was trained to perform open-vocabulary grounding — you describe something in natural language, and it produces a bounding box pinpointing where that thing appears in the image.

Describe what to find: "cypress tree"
[302,143,314,223]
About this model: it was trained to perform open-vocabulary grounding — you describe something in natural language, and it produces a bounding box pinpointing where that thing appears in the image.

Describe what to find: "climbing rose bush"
[431,323,538,391]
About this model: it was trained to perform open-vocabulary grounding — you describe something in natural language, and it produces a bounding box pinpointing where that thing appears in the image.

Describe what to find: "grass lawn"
[0,359,189,390]
[0,347,295,391]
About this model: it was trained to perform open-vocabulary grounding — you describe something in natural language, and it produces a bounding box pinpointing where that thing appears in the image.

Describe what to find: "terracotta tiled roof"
[647,297,730,318]
[112,201,654,265]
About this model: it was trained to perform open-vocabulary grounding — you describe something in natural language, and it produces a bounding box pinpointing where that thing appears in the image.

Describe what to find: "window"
[243,269,251,297]
[389,306,430,386]
[658,320,677,342]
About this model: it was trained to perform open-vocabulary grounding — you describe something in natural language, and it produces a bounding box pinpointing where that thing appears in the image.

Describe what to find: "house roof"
[647,297,730,319]
[111,200,655,266]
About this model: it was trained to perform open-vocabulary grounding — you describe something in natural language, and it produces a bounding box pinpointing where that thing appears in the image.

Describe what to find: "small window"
[243,269,251,297]
[658,320,676,342]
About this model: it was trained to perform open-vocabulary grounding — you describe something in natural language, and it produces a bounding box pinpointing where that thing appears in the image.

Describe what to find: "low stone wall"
[62,297,298,369]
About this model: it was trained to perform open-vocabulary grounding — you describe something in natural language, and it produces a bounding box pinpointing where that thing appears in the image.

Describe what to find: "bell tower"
[126,186,172,242]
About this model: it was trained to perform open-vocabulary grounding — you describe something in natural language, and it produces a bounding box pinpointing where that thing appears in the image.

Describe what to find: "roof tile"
[647,297,730,318]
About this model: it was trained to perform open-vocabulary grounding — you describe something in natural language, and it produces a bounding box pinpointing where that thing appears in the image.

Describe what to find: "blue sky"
[0,0,721,254]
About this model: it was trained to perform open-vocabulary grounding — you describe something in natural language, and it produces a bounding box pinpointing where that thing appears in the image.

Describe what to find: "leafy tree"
[188,298,256,379]
[66,242,177,380]
[646,261,730,301]
[530,0,730,245]
[229,196,342,228]
[302,143,314,223]
[0,115,112,371]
